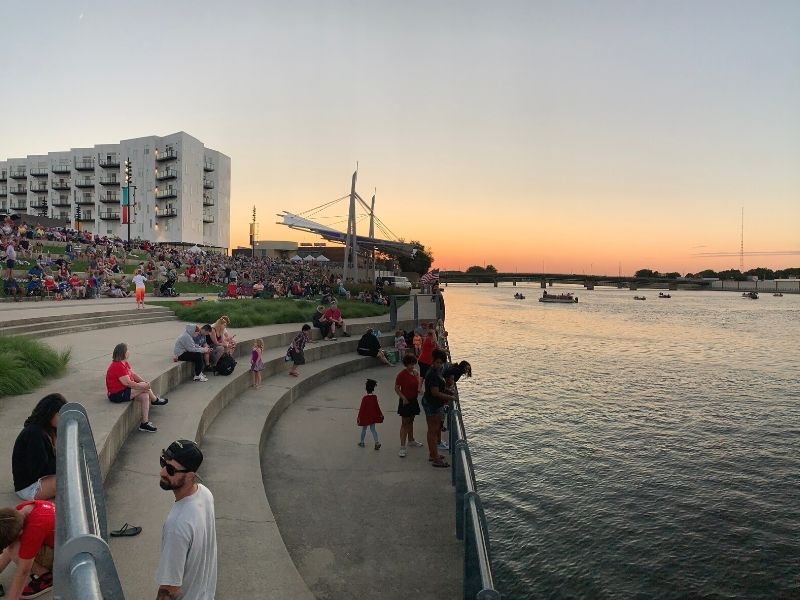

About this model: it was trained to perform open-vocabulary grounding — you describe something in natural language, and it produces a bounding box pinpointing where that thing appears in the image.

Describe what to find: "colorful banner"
[121,187,129,224]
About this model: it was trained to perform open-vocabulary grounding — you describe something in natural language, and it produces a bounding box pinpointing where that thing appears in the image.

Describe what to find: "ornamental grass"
[0,336,71,398]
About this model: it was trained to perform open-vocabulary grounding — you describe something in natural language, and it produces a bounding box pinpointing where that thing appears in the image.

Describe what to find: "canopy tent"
[315,255,330,262]
[302,254,315,262]
[290,255,303,262]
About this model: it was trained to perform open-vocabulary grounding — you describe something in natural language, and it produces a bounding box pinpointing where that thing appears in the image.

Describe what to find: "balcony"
[30,182,48,192]
[203,178,214,189]
[156,188,177,199]
[0,187,6,196]
[155,149,178,162]
[30,168,49,177]
[52,164,71,174]
[75,160,95,171]
[10,186,27,194]
[100,177,120,186]
[51,196,71,207]
[204,160,215,172]
[156,207,178,218]
[10,169,26,179]
[76,214,95,222]
[75,195,95,205]
[100,192,120,203]
[203,194,214,206]
[100,211,120,220]
[156,168,177,181]
[99,157,120,168]
[203,213,215,223]
[75,178,95,188]
[10,201,27,211]
[30,198,48,209]
[0,173,6,182]
[52,181,71,190]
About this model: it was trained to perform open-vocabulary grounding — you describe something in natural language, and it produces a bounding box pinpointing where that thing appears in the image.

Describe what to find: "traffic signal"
[75,206,82,221]
[124,158,132,185]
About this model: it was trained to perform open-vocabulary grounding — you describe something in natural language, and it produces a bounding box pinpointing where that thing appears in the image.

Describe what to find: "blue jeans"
[360,424,379,443]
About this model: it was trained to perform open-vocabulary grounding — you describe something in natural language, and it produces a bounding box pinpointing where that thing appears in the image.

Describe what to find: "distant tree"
[635,268,657,278]
[663,272,682,279]
[775,267,800,279]
[717,269,745,281]
[466,265,486,273]
[485,264,498,273]
[397,241,433,275]
[744,267,775,281]
[697,269,718,278]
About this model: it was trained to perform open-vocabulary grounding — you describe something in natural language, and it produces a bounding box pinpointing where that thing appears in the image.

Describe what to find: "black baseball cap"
[163,439,203,472]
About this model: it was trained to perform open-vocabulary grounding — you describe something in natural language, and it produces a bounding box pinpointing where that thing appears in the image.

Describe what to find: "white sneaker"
[193,374,209,382]
[408,440,424,448]
[398,447,407,458]
[437,441,449,451]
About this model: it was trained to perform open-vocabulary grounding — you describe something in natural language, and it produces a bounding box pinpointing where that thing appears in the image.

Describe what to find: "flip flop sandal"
[432,460,450,468]
[110,523,142,537]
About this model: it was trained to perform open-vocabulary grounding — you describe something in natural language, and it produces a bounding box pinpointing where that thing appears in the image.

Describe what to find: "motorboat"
[773,293,783,297]
[742,291,759,299]
[634,296,646,301]
[513,293,526,300]
[539,291,578,303]
[658,292,671,298]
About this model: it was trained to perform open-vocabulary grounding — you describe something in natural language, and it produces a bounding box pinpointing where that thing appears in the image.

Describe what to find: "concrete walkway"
[262,366,462,600]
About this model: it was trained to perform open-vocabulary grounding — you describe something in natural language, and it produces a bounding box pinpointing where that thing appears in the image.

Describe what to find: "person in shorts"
[286,324,311,377]
[106,343,168,433]
[132,268,147,309]
[5,240,17,279]
[421,349,453,468]
[0,499,56,599]
[395,353,423,457]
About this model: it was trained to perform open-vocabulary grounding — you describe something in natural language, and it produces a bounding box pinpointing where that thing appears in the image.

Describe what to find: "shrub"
[0,336,71,398]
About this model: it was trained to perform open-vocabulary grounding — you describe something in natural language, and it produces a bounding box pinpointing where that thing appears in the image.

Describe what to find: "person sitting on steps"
[174,324,212,382]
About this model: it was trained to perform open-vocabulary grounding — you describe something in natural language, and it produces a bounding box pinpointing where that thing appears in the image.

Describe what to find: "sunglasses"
[160,454,191,476]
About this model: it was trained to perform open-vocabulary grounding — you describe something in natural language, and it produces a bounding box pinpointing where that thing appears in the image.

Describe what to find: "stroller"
[159,273,180,297]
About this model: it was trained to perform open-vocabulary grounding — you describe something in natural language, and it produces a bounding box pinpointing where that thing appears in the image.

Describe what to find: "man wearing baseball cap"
[156,440,217,600]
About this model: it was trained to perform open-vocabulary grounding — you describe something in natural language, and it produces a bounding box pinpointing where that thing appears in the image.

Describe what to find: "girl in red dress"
[357,379,383,450]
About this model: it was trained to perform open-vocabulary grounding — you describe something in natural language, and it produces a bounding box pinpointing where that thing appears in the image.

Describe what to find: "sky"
[1,0,798,275]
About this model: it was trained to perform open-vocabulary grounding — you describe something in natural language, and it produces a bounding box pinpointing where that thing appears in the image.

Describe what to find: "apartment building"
[0,131,230,250]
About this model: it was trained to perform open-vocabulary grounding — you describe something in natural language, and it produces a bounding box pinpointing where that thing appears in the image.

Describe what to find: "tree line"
[635,267,800,280]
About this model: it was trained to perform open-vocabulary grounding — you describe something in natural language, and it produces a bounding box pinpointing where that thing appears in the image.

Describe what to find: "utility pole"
[123,158,135,242]
[343,167,358,283]
[740,207,744,272]
[368,189,376,284]
[250,205,257,258]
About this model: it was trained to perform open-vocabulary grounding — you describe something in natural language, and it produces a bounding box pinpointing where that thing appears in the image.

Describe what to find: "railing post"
[389,295,398,328]
[454,440,469,541]
[413,294,419,327]
[463,492,480,599]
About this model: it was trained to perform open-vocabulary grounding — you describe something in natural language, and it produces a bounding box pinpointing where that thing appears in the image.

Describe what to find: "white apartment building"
[0,131,230,250]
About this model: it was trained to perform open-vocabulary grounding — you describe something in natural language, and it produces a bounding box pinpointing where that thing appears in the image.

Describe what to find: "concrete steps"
[0,306,175,338]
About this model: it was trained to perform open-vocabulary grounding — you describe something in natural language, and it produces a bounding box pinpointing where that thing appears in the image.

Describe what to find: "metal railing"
[446,357,501,599]
[54,403,124,600]
[389,292,444,330]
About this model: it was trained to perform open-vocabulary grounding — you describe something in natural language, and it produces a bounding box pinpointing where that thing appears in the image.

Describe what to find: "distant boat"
[742,291,759,299]
[634,296,646,301]
[658,292,671,298]
[539,291,578,304]
[513,293,526,300]
[773,293,784,297]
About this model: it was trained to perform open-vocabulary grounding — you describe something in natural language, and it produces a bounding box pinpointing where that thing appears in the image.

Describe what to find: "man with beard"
[156,440,217,600]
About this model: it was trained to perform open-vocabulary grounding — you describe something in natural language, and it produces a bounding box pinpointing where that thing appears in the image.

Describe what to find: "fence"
[389,293,444,329]
[54,403,124,600]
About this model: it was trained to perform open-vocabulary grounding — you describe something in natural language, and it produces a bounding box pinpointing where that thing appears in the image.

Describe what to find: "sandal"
[110,523,142,537]
[432,460,450,468]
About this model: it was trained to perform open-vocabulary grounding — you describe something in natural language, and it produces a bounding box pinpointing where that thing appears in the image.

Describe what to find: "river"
[443,285,800,599]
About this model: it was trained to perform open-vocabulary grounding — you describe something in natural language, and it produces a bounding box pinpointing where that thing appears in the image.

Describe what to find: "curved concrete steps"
[0,306,175,338]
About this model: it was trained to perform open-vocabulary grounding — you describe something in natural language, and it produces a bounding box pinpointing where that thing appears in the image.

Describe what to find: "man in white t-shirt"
[132,269,147,310]
[156,439,217,600]
[5,240,16,279]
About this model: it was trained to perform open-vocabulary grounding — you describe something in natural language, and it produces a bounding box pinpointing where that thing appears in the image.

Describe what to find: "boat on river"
[634,296,646,301]
[773,293,783,297]
[742,291,759,299]
[513,293,526,300]
[539,291,578,303]
[658,292,671,298]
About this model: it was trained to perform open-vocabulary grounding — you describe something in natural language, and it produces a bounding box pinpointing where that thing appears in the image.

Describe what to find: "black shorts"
[357,348,379,358]
[397,399,420,417]
[108,388,132,403]
[6,259,15,269]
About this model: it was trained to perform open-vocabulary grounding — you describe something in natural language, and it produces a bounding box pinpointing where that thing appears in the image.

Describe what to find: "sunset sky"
[2,1,798,275]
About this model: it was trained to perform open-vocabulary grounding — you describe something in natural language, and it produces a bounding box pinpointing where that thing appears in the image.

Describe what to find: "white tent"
[187,245,204,254]
[303,254,315,262]
[315,255,330,262]
[290,255,303,262]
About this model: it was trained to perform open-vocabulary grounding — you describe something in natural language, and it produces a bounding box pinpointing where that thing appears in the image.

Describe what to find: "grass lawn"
[0,336,71,398]
[160,298,389,328]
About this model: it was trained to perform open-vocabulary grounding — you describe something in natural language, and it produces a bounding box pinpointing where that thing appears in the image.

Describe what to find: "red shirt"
[418,335,436,365]
[323,307,342,322]
[15,500,55,560]
[69,275,81,288]
[395,368,420,401]
[106,360,132,395]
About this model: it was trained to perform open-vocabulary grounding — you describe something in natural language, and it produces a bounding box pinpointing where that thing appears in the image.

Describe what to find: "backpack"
[214,354,237,376]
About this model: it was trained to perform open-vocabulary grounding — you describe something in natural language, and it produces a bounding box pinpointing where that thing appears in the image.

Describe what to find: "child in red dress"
[357,379,383,450]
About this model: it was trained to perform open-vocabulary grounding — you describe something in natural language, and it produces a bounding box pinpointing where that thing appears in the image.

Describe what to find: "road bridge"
[439,272,713,291]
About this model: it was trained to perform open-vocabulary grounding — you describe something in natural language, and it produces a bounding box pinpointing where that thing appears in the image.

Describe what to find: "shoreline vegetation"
[0,336,71,398]
[163,298,391,328]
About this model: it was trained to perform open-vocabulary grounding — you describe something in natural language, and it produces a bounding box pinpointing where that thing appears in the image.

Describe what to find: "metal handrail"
[54,403,124,600]
[445,340,501,599]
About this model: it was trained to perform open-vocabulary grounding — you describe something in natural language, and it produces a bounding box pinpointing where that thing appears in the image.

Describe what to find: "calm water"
[443,285,800,599]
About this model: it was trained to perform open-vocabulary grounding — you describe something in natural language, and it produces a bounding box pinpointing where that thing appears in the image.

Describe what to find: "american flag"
[419,269,439,285]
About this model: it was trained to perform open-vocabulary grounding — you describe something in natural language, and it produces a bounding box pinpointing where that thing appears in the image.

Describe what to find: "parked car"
[377,275,412,290]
